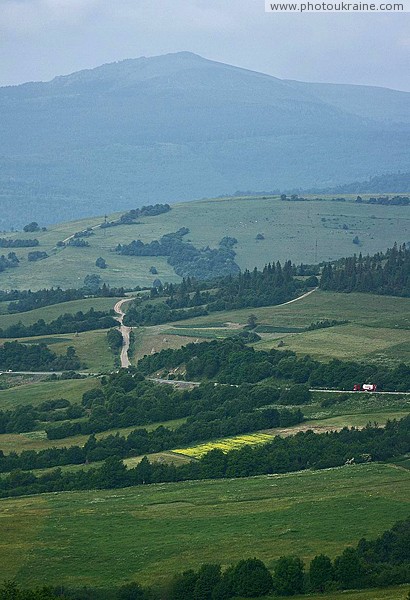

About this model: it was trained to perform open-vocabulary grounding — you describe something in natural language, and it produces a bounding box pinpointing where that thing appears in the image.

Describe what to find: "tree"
[83,273,102,292]
[334,547,365,589]
[200,449,227,479]
[231,558,273,597]
[279,384,311,405]
[23,222,40,232]
[193,564,221,600]
[309,554,334,592]
[247,314,258,329]
[95,257,107,269]
[273,556,305,596]
[97,456,127,488]
[168,570,198,600]
[117,582,145,600]
[0,580,21,600]
[211,567,235,600]
[134,456,152,484]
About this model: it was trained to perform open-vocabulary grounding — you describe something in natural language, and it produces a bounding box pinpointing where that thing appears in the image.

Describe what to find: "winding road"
[113,298,134,368]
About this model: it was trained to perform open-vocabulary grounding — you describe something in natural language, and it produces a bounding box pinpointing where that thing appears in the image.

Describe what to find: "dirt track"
[113,298,133,368]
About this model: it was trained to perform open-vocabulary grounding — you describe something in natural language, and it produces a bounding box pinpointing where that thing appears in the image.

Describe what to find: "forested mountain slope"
[1,52,409,228]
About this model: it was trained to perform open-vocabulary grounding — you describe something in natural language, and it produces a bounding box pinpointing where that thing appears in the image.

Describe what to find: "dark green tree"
[231,558,273,597]
[168,570,198,600]
[309,554,334,592]
[23,222,40,232]
[117,582,145,600]
[83,274,102,292]
[334,547,365,589]
[200,449,227,479]
[95,257,107,269]
[273,556,305,596]
[193,564,221,600]
[97,456,127,488]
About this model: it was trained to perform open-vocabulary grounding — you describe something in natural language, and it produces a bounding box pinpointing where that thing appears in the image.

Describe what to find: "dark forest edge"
[137,337,410,390]
[0,341,83,372]
[0,415,408,498]
[0,308,117,339]
[0,243,408,329]
[1,286,125,314]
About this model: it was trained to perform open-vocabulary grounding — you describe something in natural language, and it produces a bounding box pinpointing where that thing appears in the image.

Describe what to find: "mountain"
[0,52,409,229]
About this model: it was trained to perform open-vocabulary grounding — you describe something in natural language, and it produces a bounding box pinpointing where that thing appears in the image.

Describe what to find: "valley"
[0,195,408,599]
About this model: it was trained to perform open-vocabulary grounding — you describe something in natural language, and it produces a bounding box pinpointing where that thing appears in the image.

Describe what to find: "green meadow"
[0,297,121,329]
[0,376,98,411]
[1,195,410,290]
[0,463,408,588]
[131,291,410,365]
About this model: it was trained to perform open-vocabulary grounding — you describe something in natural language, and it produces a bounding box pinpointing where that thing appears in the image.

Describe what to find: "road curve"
[279,287,318,307]
[113,298,134,368]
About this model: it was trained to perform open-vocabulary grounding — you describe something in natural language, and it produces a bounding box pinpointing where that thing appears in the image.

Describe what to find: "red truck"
[353,383,377,392]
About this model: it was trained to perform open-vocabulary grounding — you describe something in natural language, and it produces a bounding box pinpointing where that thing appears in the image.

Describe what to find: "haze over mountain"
[1,52,409,229]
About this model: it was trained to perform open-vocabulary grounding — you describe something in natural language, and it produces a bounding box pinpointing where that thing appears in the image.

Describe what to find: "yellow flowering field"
[173,432,274,458]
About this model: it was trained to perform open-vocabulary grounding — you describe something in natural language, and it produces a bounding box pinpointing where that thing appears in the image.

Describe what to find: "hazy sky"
[0,0,409,91]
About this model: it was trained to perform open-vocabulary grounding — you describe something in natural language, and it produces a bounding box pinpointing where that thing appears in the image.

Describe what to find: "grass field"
[0,376,99,410]
[130,291,410,365]
[0,297,121,329]
[172,411,409,459]
[0,417,187,454]
[0,328,116,373]
[0,463,408,588]
[1,196,409,290]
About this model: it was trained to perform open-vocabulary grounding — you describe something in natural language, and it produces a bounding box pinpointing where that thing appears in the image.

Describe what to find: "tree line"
[0,415,408,498]
[5,285,125,313]
[116,228,240,280]
[0,341,83,372]
[0,398,84,435]
[45,374,303,440]
[355,194,409,205]
[0,238,39,248]
[320,243,410,297]
[101,203,171,229]
[124,262,316,326]
[167,516,410,598]
[137,337,410,390]
[0,308,117,338]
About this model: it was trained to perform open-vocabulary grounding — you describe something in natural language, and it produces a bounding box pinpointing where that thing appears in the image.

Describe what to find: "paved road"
[311,388,410,395]
[148,378,410,395]
[113,298,134,368]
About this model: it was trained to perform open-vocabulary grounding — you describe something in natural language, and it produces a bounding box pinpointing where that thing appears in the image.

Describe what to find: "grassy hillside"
[0,297,121,329]
[0,463,408,588]
[1,196,410,290]
[0,387,407,456]
[131,291,410,365]
[0,376,98,410]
